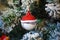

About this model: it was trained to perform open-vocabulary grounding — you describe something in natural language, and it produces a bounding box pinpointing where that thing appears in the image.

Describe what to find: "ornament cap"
[21,10,36,20]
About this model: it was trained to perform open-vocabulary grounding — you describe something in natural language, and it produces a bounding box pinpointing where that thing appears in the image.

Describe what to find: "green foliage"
[2,13,17,27]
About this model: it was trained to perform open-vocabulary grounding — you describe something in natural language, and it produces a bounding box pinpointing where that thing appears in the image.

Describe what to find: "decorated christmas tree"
[0,0,60,40]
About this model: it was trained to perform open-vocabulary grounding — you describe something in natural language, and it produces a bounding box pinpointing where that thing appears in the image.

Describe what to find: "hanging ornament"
[21,10,37,30]
[1,34,9,40]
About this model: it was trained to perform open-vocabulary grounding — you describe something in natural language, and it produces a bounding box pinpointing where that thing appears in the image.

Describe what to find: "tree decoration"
[0,34,9,40]
[0,0,60,40]
[21,10,37,30]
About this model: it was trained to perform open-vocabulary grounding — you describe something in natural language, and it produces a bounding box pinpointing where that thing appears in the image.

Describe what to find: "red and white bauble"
[21,10,37,30]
